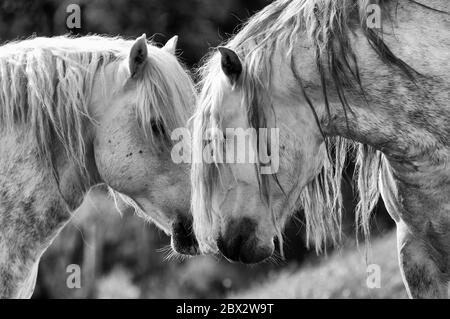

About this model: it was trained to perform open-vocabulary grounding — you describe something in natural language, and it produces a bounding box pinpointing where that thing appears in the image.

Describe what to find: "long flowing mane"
[0,35,194,184]
[193,0,418,252]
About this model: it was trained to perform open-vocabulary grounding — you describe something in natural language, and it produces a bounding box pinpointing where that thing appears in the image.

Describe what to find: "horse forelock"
[191,55,223,250]
[135,45,195,147]
[194,0,410,252]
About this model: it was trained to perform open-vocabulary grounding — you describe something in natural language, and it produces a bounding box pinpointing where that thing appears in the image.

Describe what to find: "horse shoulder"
[0,131,74,297]
[381,148,450,244]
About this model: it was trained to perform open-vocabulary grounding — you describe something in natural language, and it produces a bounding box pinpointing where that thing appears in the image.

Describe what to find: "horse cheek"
[93,130,127,192]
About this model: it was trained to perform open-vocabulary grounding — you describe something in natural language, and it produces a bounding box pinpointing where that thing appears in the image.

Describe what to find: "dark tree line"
[0,0,271,66]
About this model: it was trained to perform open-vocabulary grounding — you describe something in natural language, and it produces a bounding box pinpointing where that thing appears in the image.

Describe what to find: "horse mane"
[194,0,415,252]
[0,35,194,185]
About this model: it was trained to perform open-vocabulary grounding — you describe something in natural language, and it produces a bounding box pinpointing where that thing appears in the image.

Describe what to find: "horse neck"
[317,0,450,164]
[52,125,101,211]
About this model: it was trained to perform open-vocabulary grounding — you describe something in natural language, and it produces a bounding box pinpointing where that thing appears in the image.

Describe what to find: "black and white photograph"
[0,0,449,304]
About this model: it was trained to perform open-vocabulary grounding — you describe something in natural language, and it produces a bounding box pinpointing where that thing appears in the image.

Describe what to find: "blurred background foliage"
[0,0,272,66]
[1,0,396,298]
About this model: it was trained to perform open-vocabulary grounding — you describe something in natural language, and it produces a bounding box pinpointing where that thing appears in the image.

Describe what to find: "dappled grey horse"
[0,34,197,298]
[191,0,450,298]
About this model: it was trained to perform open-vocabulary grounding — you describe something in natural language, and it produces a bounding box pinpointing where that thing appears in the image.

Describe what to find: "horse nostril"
[218,218,257,262]
[173,219,188,237]
[217,234,241,262]
[217,218,273,264]
[171,217,199,256]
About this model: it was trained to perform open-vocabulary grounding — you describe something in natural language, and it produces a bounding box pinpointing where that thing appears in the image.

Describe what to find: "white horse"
[0,34,197,298]
[191,0,450,298]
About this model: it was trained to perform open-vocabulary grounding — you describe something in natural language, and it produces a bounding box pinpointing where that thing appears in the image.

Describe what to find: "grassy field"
[230,232,410,299]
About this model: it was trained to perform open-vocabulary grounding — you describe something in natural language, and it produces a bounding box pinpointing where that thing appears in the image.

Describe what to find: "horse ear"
[218,47,242,84]
[162,35,178,55]
[129,34,148,78]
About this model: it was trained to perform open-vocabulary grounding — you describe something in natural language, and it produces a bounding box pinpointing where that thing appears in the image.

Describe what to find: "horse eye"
[150,119,165,136]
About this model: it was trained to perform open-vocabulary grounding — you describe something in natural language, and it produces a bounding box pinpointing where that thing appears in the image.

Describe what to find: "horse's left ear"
[162,35,178,55]
[218,47,242,85]
[129,34,148,78]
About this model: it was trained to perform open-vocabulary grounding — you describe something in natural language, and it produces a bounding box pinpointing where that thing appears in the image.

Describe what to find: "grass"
[230,231,410,298]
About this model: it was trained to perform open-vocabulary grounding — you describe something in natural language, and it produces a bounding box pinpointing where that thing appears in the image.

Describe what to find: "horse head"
[90,35,198,255]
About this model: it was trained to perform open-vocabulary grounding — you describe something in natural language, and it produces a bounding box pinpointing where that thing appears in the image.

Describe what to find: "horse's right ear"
[162,35,178,55]
[218,47,242,85]
[129,34,148,78]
